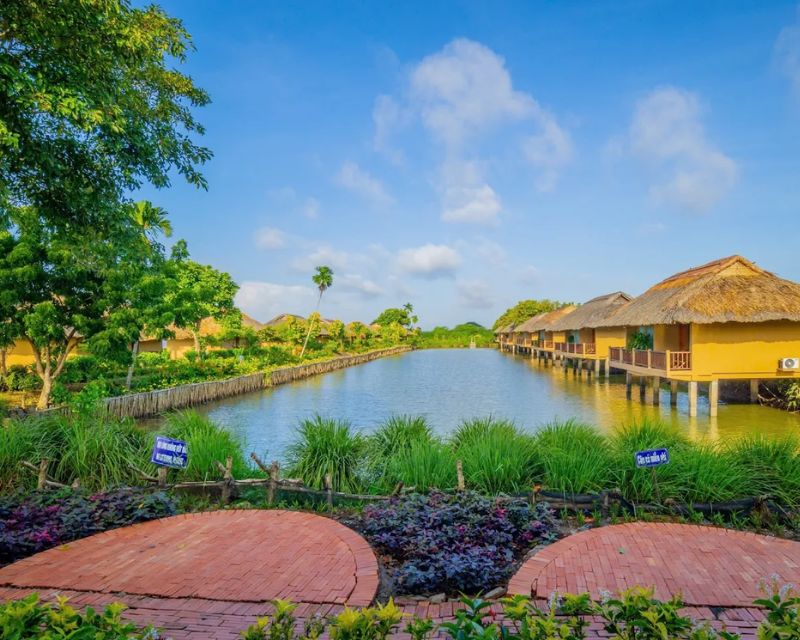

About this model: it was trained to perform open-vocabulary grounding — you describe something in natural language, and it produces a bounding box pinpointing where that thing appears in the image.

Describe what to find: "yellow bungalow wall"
[595,327,626,357]
[689,321,800,380]
[4,338,84,367]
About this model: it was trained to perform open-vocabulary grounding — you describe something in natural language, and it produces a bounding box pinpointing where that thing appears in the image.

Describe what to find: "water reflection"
[177,349,798,461]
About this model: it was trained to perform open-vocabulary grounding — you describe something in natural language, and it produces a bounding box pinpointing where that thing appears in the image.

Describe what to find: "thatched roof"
[548,292,633,330]
[165,313,264,341]
[594,255,800,327]
[514,306,578,333]
[264,313,305,327]
[496,323,515,335]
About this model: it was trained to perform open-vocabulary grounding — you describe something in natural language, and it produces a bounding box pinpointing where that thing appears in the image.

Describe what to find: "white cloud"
[776,7,800,96]
[378,38,572,223]
[628,86,737,212]
[254,227,286,250]
[337,274,385,298]
[397,244,462,278]
[335,161,393,206]
[302,197,320,219]
[457,279,494,309]
[518,266,541,285]
[291,245,354,273]
[372,95,406,163]
[235,281,316,322]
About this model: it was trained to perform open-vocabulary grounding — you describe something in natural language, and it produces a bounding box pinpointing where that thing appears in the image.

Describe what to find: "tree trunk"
[299,295,322,359]
[0,349,6,377]
[192,322,202,358]
[37,374,52,410]
[125,340,140,391]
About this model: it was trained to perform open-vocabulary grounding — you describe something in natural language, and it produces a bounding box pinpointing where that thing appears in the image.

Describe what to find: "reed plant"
[286,416,366,493]
[452,418,538,494]
[533,420,614,494]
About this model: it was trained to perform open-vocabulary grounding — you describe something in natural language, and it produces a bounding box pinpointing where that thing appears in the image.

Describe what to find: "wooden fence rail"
[101,346,411,419]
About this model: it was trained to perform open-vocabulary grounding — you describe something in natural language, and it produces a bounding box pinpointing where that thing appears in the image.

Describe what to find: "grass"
[286,416,365,493]
[364,415,433,492]
[534,419,614,494]
[724,435,800,505]
[452,418,538,494]
[163,411,257,482]
[386,438,458,491]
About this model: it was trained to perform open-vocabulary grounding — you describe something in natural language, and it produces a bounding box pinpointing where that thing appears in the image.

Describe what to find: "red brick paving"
[0,510,378,607]
[0,518,787,638]
[508,522,800,607]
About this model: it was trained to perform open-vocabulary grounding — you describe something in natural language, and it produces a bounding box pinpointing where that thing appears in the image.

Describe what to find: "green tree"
[300,266,333,358]
[0,203,168,408]
[0,0,211,229]
[493,299,565,330]
[327,319,346,351]
[373,305,415,329]
[166,242,239,357]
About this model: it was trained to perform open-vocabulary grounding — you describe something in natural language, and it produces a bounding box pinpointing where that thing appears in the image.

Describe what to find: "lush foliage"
[360,492,557,594]
[287,416,365,493]
[416,323,495,348]
[0,593,163,639]
[627,329,654,350]
[373,303,417,329]
[493,300,566,331]
[0,488,175,564]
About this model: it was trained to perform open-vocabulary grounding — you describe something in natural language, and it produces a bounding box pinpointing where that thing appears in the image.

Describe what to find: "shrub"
[0,488,176,564]
[287,416,365,493]
[453,418,538,494]
[0,593,164,639]
[725,435,800,507]
[360,492,557,595]
[533,420,614,494]
[163,411,255,482]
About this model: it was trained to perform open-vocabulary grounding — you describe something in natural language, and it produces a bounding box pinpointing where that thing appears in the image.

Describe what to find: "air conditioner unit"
[779,357,800,371]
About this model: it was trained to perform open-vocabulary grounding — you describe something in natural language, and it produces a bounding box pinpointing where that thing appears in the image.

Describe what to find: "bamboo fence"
[102,346,411,419]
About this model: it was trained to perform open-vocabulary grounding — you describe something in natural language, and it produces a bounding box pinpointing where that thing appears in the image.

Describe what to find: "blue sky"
[138,1,800,328]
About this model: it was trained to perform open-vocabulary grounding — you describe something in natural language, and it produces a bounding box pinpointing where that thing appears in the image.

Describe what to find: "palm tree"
[300,265,334,358]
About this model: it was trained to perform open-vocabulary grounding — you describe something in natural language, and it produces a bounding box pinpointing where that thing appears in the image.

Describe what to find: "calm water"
[186,349,800,461]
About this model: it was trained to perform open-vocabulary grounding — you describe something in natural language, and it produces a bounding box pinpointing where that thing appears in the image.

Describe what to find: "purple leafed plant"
[0,488,176,565]
[360,491,557,595]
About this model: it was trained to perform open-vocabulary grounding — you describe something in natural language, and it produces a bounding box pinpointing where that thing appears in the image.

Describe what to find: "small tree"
[300,266,333,358]
[166,241,239,357]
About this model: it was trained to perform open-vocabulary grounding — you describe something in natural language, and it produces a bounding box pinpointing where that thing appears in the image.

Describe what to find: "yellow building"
[3,336,85,368]
[548,292,632,375]
[495,324,516,352]
[140,313,265,359]
[527,306,577,360]
[598,256,800,416]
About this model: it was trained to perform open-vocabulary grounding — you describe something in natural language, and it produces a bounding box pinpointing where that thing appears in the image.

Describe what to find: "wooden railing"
[608,348,691,372]
[555,342,597,356]
[670,351,691,370]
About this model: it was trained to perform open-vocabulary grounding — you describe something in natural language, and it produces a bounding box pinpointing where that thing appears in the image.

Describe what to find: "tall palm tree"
[300,265,334,358]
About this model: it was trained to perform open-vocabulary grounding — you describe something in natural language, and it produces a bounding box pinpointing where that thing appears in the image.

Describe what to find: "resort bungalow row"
[499,256,800,417]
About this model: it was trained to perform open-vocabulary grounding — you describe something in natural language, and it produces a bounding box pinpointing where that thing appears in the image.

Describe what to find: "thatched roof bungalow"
[140,313,265,358]
[524,306,577,352]
[547,292,632,358]
[598,255,800,386]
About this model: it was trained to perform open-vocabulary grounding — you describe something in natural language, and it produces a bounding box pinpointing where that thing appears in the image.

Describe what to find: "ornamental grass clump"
[384,439,458,492]
[364,415,434,491]
[163,410,255,482]
[532,420,614,494]
[360,491,557,595]
[287,416,366,493]
[452,418,538,494]
[0,488,176,565]
[724,435,800,507]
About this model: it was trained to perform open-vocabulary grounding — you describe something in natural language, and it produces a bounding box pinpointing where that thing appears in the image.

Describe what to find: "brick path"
[508,522,800,607]
[0,510,378,634]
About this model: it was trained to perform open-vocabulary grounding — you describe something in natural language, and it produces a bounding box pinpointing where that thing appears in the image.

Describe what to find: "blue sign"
[151,436,188,469]
[635,448,669,468]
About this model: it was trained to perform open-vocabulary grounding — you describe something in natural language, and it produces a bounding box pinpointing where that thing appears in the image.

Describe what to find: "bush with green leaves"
[0,594,163,639]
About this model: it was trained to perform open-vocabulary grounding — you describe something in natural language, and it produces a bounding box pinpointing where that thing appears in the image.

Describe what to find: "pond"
[187,348,800,461]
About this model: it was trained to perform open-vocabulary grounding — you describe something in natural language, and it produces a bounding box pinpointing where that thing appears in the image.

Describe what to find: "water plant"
[287,416,365,493]
[364,415,434,492]
[384,439,457,492]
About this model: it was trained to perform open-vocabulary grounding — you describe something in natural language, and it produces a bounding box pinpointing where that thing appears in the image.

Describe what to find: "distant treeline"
[416,323,495,348]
